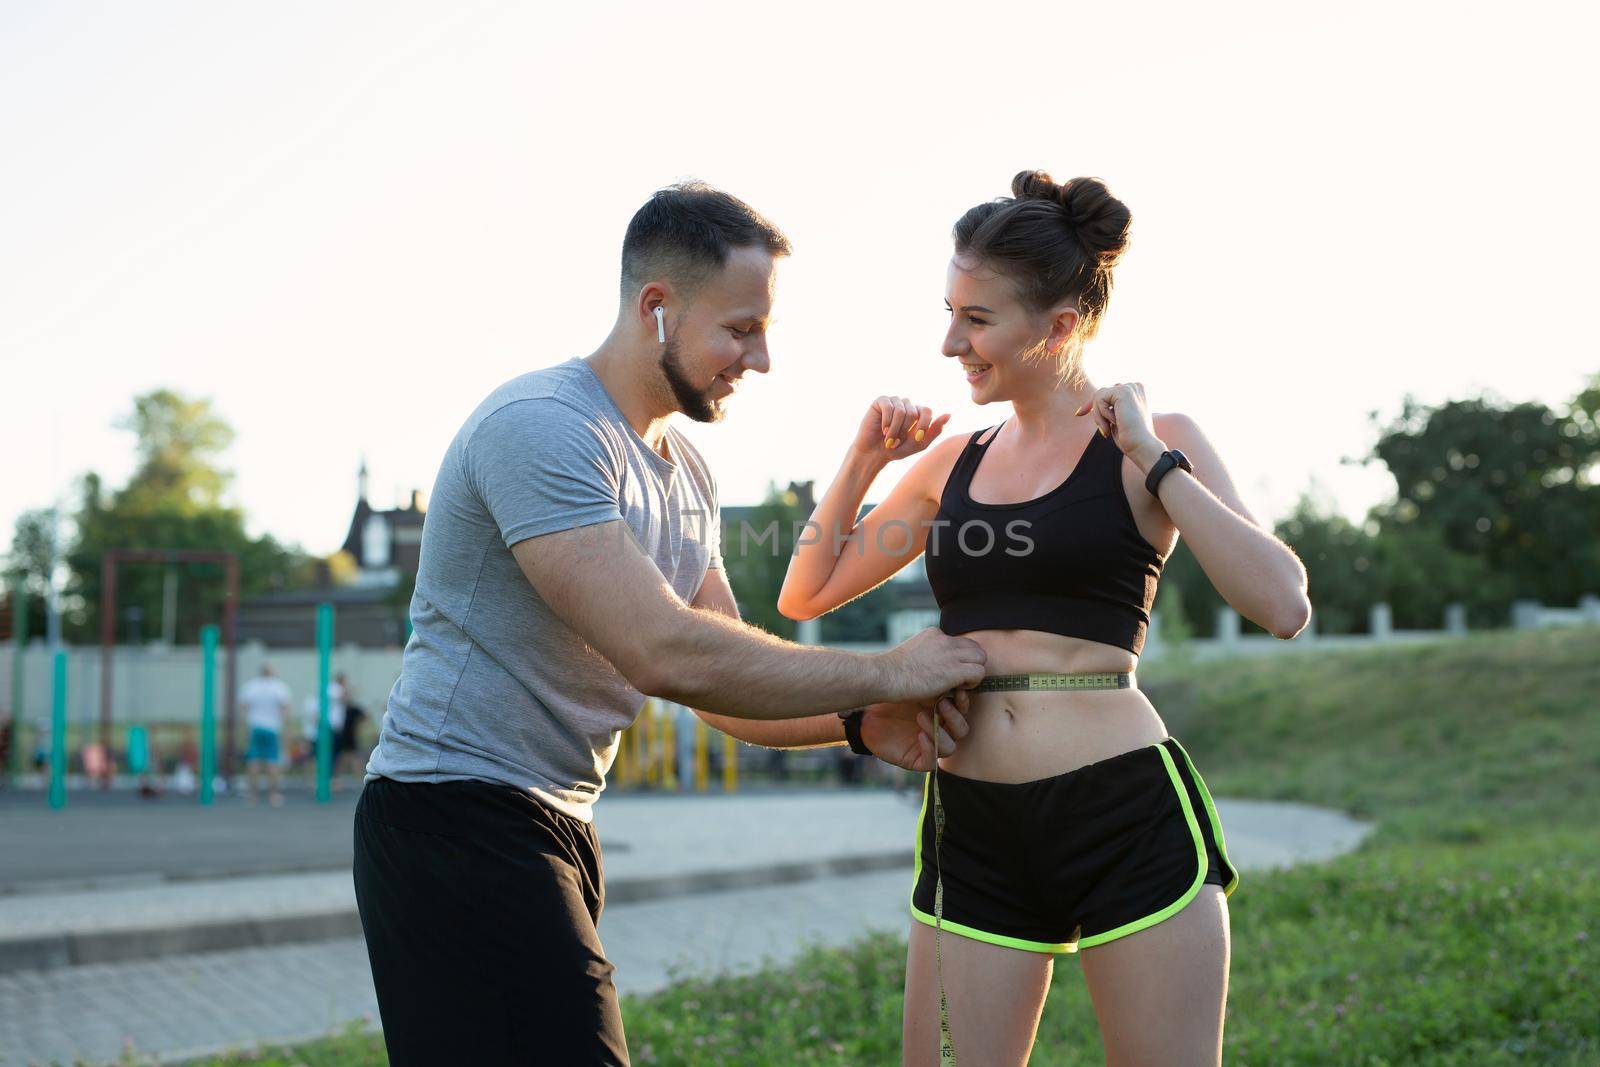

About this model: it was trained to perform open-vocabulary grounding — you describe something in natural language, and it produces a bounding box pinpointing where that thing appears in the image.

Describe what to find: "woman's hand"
[851,395,952,463]
[859,689,971,772]
[1075,382,1165,469]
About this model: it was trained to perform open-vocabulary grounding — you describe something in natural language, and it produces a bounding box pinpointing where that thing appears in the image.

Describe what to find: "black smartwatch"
[838,708,872,756]
[1144,448,1194,498]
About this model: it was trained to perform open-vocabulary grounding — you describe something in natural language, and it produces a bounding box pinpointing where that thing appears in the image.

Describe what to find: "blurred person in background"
[239,663,292,807]
[298,674,348,788]
[333,672,367,784]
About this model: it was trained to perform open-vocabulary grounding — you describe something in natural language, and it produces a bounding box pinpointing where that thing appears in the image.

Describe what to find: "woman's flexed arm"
[1080,382,1311,638]
[778,396,953,621]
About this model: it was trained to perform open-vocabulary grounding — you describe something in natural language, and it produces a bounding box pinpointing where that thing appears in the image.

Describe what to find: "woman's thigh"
[1078,886,1230,1067]
[903,921,1054,1067]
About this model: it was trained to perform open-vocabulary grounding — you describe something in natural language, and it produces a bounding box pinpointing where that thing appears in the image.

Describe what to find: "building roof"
[341,491,425,569]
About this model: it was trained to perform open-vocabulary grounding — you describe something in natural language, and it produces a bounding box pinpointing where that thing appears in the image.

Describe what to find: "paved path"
[0,871,918,1067]
[0,788,362,893]
[0,785,917,892]
[0,792,1366,968]
[0,790,1371,1066]
[0,791,922,970]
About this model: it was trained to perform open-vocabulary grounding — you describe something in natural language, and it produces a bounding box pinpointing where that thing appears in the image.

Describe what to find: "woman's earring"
[654,306,666,344]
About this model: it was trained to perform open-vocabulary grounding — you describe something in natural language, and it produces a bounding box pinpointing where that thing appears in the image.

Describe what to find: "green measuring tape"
[971,671,1133,693]
[932,737,956,1063]
[930,670,1134,1064]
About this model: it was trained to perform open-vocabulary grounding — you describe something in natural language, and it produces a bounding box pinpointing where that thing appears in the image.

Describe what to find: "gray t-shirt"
[365,356,721,821]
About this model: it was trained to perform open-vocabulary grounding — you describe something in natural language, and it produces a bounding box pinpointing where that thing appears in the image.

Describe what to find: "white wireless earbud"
[654,306,666,343]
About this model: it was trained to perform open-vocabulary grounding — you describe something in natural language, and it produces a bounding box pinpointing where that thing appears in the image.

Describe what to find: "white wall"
[0,641,403,727]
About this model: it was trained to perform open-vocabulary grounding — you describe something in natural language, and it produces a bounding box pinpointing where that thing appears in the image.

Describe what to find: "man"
[238,663,291,807]
[353,182,984,1066]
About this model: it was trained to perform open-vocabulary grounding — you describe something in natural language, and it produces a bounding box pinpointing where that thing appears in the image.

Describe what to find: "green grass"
[146,628,1600,1065]
[1143,628,1600,847]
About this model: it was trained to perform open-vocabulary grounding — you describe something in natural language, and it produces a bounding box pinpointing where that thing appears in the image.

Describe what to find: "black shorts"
[911,736,1239,953]
[353,778,629,1066]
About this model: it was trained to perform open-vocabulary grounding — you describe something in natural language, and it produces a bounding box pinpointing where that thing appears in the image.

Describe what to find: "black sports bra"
[922,421,1165,655]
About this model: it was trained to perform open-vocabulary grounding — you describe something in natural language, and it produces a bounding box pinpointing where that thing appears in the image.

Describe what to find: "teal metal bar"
[315,603,333,803]
[48,648,66,809]
[200,625,218,806]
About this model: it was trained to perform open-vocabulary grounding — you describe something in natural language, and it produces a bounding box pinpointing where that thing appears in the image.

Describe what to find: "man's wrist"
[869,648,910,704]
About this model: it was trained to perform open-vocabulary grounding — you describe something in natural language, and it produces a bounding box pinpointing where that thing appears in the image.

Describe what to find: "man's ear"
[635,282,674,330]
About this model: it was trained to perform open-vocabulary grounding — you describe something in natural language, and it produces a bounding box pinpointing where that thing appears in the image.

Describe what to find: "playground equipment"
[99,550,239,786]
[199,624,217,805]
[611,701,740,793]
[35,561,339,805]
[49,649,66,809]
[315,602,334,804]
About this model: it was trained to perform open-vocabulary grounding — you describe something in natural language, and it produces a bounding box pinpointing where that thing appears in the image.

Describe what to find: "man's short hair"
[620,182,791,300]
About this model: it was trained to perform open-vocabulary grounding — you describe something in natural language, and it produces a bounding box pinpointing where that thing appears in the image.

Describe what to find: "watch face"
[1172,449,1193,472]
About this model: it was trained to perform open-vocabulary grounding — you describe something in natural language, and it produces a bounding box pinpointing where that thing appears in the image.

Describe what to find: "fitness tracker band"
[1144,448,1193,498]
[838,708,872,756]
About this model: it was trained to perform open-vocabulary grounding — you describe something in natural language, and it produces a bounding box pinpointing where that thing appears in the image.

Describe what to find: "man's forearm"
[647,604,900,718]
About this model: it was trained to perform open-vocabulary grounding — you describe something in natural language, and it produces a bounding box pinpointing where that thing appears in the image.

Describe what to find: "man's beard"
[659,336,723,424]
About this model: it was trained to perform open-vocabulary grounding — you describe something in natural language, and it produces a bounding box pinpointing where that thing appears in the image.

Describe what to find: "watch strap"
[1144,448,1192,498]
[838,708,872,756]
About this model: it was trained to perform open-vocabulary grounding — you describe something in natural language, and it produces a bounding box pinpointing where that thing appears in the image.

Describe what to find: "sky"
[2,0,1596,560]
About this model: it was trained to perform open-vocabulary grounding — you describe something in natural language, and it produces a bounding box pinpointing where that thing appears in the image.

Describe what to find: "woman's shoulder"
[902,426,989,501]
[1151,410,1201,445]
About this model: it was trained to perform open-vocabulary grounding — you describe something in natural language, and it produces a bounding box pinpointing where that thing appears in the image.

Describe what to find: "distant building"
[237,461,425,648]
[340,459,426,581]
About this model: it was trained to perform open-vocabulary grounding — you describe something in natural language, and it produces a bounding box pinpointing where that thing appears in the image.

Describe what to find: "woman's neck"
[1004,373,1099,445]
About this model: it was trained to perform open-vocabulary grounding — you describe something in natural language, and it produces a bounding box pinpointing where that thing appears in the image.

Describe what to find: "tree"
[721,483,809,640]
[719,483,898,644]
[1365,388,1600,608]
[113,389,235,513]
[1273,497,1383,634]
[66,504,307,644]
[1268,494,1510,633]
[3,509,57,640]
[1257,377,1600,633]
[1367,519,1512,629]
[1152,538,1223,638]
[1569,371,1600,432]
[31,389,312,643]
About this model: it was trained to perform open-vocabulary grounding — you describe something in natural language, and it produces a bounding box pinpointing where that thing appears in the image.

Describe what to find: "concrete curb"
[0,849,915,975]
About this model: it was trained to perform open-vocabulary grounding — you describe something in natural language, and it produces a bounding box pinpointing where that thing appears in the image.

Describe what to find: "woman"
[778,171,1310,1066]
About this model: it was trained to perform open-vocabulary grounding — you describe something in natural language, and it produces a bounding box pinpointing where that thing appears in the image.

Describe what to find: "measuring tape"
[929,671,1134,1063]
[931,708,957,1064]
[971,671,1133,693]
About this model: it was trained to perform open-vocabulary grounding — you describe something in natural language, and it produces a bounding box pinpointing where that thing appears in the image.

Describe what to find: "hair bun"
[1010,170,1130,265]
[1011,169,1064,205]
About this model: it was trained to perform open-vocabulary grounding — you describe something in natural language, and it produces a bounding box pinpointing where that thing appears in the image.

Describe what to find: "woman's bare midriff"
[937,627,1168,784]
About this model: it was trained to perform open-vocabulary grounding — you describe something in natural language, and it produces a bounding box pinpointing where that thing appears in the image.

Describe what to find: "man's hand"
[878,627,987,704]
[859,689,972,772]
